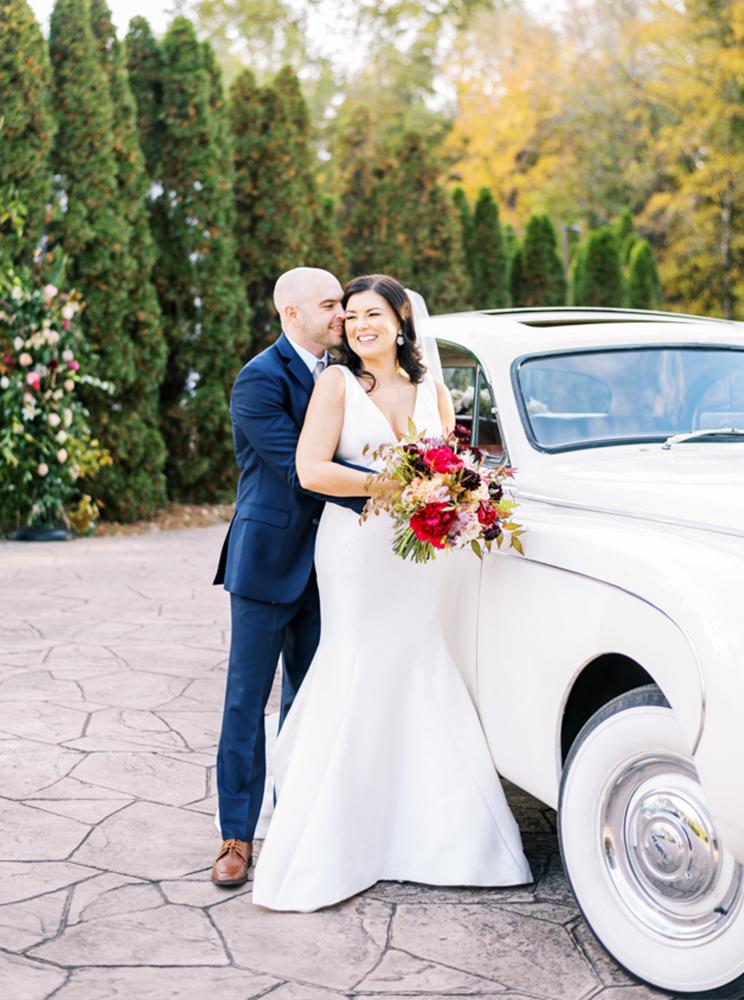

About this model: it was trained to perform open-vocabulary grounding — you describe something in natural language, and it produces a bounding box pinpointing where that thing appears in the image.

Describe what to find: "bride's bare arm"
[297,367,375,497]
[435,379,456,437]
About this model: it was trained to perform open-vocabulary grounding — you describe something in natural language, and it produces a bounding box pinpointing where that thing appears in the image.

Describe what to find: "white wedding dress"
[252,367,532,911]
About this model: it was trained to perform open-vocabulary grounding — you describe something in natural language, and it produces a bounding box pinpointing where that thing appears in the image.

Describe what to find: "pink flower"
[423,446,463,475]
[68,359,79,371]
[44,284,58,299]
[26,371,41,392]
[38,463,49,477]
[62,320,71,330]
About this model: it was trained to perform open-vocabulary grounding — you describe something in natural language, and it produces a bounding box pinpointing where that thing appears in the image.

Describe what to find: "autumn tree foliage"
[571,227,624,308]
[134,16,249,501]
[0,0,56,266]
[48,0,167,521]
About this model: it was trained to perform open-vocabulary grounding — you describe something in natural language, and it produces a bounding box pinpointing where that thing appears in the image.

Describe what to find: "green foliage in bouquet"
[0,269,112,533]
[0,0,56,267]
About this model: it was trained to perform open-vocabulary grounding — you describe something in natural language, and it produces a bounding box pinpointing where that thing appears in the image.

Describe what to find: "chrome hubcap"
[601,753,742,940]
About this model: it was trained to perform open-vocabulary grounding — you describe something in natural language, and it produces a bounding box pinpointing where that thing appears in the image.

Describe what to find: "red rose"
[410,502,458,548]
[423,446,463,474]
[26,371,41,392]
[477,502,498,527]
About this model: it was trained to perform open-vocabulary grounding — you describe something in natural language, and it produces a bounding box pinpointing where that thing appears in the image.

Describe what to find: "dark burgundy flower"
[460,468,482,492]
[488,482,503,503]
[48,358,59,370]
[483,522,502,541]
[423,446,463,474]
[453,423,471,446]
[410,502,458,548]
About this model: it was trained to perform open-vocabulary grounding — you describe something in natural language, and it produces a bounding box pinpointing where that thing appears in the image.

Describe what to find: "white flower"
[38,463,49,476]
[63,408,73,428]
[18,352,33,367]
[53,388,64,400]
[56,430,68,444]
[48,412,61,427]
[0,376,9,390]
[23,392,34,404]
[44,284,58,299]
[63,379,75,392]
[62,303,76,320]
[31,503,41,515]
[11,285,23,301]
[56,448,68,464]
[13,336,24,350]
[62,349,74,362]
[46,330,60,345]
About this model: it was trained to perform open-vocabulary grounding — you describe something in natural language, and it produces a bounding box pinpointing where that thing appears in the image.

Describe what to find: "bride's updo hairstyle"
[335,274,427,392]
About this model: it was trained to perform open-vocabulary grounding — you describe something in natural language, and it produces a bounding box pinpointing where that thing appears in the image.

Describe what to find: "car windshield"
[516,346,744,451]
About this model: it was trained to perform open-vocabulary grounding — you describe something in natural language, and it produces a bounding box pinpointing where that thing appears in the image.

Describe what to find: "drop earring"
[396,329,405,346]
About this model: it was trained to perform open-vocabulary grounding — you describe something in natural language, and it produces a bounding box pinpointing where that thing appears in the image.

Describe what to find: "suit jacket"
[214,333,365,603]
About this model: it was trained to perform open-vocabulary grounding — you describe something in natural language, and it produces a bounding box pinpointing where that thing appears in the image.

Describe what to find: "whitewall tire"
[559,685,744,997]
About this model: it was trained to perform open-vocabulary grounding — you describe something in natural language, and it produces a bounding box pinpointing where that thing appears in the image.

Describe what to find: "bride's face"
[344,291,399,361]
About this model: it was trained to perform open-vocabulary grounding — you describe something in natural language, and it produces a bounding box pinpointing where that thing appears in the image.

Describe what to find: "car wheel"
[559,684,744,997]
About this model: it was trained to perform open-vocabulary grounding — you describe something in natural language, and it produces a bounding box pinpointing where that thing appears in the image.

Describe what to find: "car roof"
[425,308,744,362]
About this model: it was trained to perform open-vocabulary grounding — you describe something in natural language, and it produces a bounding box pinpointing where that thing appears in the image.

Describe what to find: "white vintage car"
[424,306,744,997]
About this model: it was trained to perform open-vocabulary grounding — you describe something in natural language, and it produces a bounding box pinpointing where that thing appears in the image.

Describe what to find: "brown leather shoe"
[212,839,252,886]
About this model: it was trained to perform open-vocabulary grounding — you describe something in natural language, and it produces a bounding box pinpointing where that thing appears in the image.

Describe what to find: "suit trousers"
[216,574,321,841]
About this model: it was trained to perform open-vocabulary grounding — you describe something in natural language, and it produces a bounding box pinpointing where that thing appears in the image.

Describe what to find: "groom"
[211,266,364,885]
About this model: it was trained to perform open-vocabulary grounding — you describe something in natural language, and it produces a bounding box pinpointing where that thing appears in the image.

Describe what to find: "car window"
[515,346,744,451]
[439,342,505,462]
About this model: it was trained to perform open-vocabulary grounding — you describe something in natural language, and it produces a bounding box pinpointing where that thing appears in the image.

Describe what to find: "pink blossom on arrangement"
[18,352,33,367]
[26,372,41,392]
[423,446,463,474]
[38,463,49,477]
[477,502,498,527]
[63,379,75,392]
[43,284,58,299]
[68,359,79,371]
[57,448,68,464]
[62,320,71,330]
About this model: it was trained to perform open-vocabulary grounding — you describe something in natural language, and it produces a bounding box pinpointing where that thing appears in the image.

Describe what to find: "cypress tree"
[453,187,474,257]
[573,227,624,308]
[470,188,509,309]
[124,16,165,178]
[521,215,567,307]
[628,239,663,310]
[152,17,249,501]
[230,69,320,353]
[88,0,168,519]
[613,208,637,265]
[385,132,468,311]
[509,245,527,307]
[0,0,56,266]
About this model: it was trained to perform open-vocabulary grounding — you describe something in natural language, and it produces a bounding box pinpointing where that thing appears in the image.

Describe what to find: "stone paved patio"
[0,525,673,1000]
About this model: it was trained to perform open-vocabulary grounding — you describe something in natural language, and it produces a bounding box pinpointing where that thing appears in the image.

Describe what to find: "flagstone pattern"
[0,526,674,1000]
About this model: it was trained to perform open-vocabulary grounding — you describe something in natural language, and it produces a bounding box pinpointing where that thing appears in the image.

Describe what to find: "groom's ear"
[282,304,300,331]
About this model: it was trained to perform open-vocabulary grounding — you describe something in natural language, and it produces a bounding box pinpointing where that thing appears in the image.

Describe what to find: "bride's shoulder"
[311,363,347,405]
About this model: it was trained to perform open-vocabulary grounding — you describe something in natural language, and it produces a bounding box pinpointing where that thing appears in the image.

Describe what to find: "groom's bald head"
[274,267,345,356]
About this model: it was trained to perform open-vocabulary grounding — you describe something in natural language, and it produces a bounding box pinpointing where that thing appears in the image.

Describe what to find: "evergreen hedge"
[628,239,663,310]
[0,0,56,267]
[520,215,566,307]
[470,188,509,309]
[572,226,624,308]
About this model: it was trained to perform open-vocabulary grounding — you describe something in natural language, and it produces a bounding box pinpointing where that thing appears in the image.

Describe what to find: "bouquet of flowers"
[362,422,525,563]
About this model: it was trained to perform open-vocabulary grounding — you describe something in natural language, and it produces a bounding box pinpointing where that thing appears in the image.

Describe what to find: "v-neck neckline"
[353,373,420,443]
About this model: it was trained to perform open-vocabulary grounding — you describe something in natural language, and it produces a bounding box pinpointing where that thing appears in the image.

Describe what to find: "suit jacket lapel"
[276,332,315,398]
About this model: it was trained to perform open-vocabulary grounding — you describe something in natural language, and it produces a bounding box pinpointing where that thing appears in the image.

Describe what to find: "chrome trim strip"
[493,551,707,767]
[513,490,744,541]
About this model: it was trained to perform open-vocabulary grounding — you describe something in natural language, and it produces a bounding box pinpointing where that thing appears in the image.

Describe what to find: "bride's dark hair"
[333,274,427,391]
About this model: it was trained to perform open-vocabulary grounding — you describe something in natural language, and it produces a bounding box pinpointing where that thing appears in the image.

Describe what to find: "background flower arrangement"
[0,266,113,534]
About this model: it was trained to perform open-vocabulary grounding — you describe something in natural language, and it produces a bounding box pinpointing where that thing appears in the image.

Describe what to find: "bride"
[251,274,532,911]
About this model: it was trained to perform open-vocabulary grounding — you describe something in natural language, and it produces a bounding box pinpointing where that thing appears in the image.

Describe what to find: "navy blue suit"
[214,333,364,841]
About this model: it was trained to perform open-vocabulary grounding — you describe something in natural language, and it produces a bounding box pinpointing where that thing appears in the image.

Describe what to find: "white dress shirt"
[284,334,329,375]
